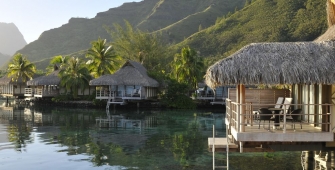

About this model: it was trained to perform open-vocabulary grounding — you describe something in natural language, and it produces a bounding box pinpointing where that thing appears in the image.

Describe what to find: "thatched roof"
[328,0,335,26]
[205,41,335,88]
[0,76,26,85]
[315,25,335,41]
[0,76,12,85]
[26,70,60,86]
[89,61,159,87]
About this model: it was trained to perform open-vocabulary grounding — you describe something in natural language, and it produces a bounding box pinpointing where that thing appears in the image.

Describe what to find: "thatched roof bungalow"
[90,61,159,87]
[26,70,60,87]
[0,76,27,98]
[205,40,335,152]
[90,61,159,104]
[25,70,61,98]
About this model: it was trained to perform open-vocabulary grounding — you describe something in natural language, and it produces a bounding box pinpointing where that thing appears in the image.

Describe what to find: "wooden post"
[238,84,246,132]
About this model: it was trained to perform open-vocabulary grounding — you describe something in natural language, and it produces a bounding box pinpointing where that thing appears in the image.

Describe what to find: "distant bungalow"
[25,69,61,98]
[89,61,159,107]
[0,76,26,99]
[25,67,94,99]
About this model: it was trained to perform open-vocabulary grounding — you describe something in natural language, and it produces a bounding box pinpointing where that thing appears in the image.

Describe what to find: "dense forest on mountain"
[176,0,327,61]
[2,0,328,71]
[10,0,244,70]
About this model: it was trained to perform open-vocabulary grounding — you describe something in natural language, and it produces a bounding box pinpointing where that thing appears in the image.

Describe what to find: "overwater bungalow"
[89,60,159,106]
[25,67,94,99]
[25,70,61,98]
[206,40,335,153]
[196,82,226,101]
[0,76,26,99]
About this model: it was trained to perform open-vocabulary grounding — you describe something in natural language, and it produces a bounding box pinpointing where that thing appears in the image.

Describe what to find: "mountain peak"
[0,22,27,55]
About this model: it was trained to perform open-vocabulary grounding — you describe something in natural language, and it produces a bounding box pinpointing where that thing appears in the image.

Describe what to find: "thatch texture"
[26,70,60,86]
[328,0,335,26]
[89,61,159,87]
[315,25,335,41]
[0,76,12,85]
[205,41,335,88]
[0,76,26,85]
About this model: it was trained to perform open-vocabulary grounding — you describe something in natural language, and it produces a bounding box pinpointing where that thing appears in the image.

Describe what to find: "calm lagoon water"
[0,101,303,170]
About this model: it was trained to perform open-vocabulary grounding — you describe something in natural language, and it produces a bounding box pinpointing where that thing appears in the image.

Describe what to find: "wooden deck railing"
[225,98,333,133]
[24,88,33,96]
[96,90,142,99]
[35,89,59,97]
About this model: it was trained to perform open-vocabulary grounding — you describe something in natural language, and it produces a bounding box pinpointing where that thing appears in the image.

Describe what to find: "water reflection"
[0,100,312,170]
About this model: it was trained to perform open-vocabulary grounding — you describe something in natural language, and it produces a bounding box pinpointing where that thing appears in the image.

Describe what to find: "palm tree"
[171,47,204,90]
[59,57,91,98]
[7,53,36,82]
[108,20,168,71]
[46,55,70,73]
[86,38,121,78]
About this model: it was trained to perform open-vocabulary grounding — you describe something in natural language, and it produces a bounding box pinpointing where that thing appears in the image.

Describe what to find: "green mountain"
[176,0,327,58]
[5,0,328,71]
[14,0,242,70]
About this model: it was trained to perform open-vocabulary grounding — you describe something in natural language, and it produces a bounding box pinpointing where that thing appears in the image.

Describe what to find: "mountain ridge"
[4,0,328,71]
[13,0,243,70]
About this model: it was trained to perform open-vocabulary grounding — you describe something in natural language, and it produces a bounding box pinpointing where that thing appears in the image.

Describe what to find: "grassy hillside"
[16,0,159,64]
[4,0,328,72]
[154,0,245,43]
[175,0,327,59]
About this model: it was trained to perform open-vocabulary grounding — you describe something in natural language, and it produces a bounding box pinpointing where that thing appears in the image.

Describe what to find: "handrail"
[225,98,332,133]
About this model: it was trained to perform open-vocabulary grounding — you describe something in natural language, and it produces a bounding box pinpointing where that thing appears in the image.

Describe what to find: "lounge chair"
[132,89,140,97]
[274,97,284,109]
[281,97,293,115]
[258,108,275,129]
[283,108,302,129]
[255,97,284,120]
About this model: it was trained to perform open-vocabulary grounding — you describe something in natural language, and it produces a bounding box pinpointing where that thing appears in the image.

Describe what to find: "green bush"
[160,79,196,109]
[92,99,107,107]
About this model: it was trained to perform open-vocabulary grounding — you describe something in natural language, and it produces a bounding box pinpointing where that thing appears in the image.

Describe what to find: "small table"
[268,108,283,129]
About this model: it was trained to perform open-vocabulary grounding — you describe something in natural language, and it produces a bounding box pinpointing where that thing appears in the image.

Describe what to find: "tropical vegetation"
[46,55,70,73]
[5,0,326,71]
[0,0,329,109]
[108,21,170,72]
[170,46,204,90]
[58,57,91,98]
[7,53,36,82]
[86,38,121,78]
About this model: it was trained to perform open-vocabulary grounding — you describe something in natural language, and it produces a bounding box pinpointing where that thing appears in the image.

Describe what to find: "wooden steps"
[208,135,238,151]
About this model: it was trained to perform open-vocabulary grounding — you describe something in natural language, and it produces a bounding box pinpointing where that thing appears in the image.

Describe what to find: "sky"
[0,0,142,43]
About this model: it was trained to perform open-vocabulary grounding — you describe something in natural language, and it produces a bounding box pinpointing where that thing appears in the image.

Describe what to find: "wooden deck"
[208,135,239,152]
[208,119,335,153]
[229,118,333,142]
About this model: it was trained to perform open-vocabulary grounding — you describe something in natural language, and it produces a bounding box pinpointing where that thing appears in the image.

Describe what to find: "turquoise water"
[0,101,303,170]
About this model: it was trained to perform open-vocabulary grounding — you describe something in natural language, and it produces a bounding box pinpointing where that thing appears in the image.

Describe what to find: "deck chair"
[274,97,285,109]
[283,108,302,129]
[278,97,292,120]
[255,97,284,121]
[132,89,140,97]
[258,108,275,129]
[281,97,292,114]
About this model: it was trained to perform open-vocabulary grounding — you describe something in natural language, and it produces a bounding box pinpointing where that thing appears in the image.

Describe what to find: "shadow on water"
[0,100,329,170]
